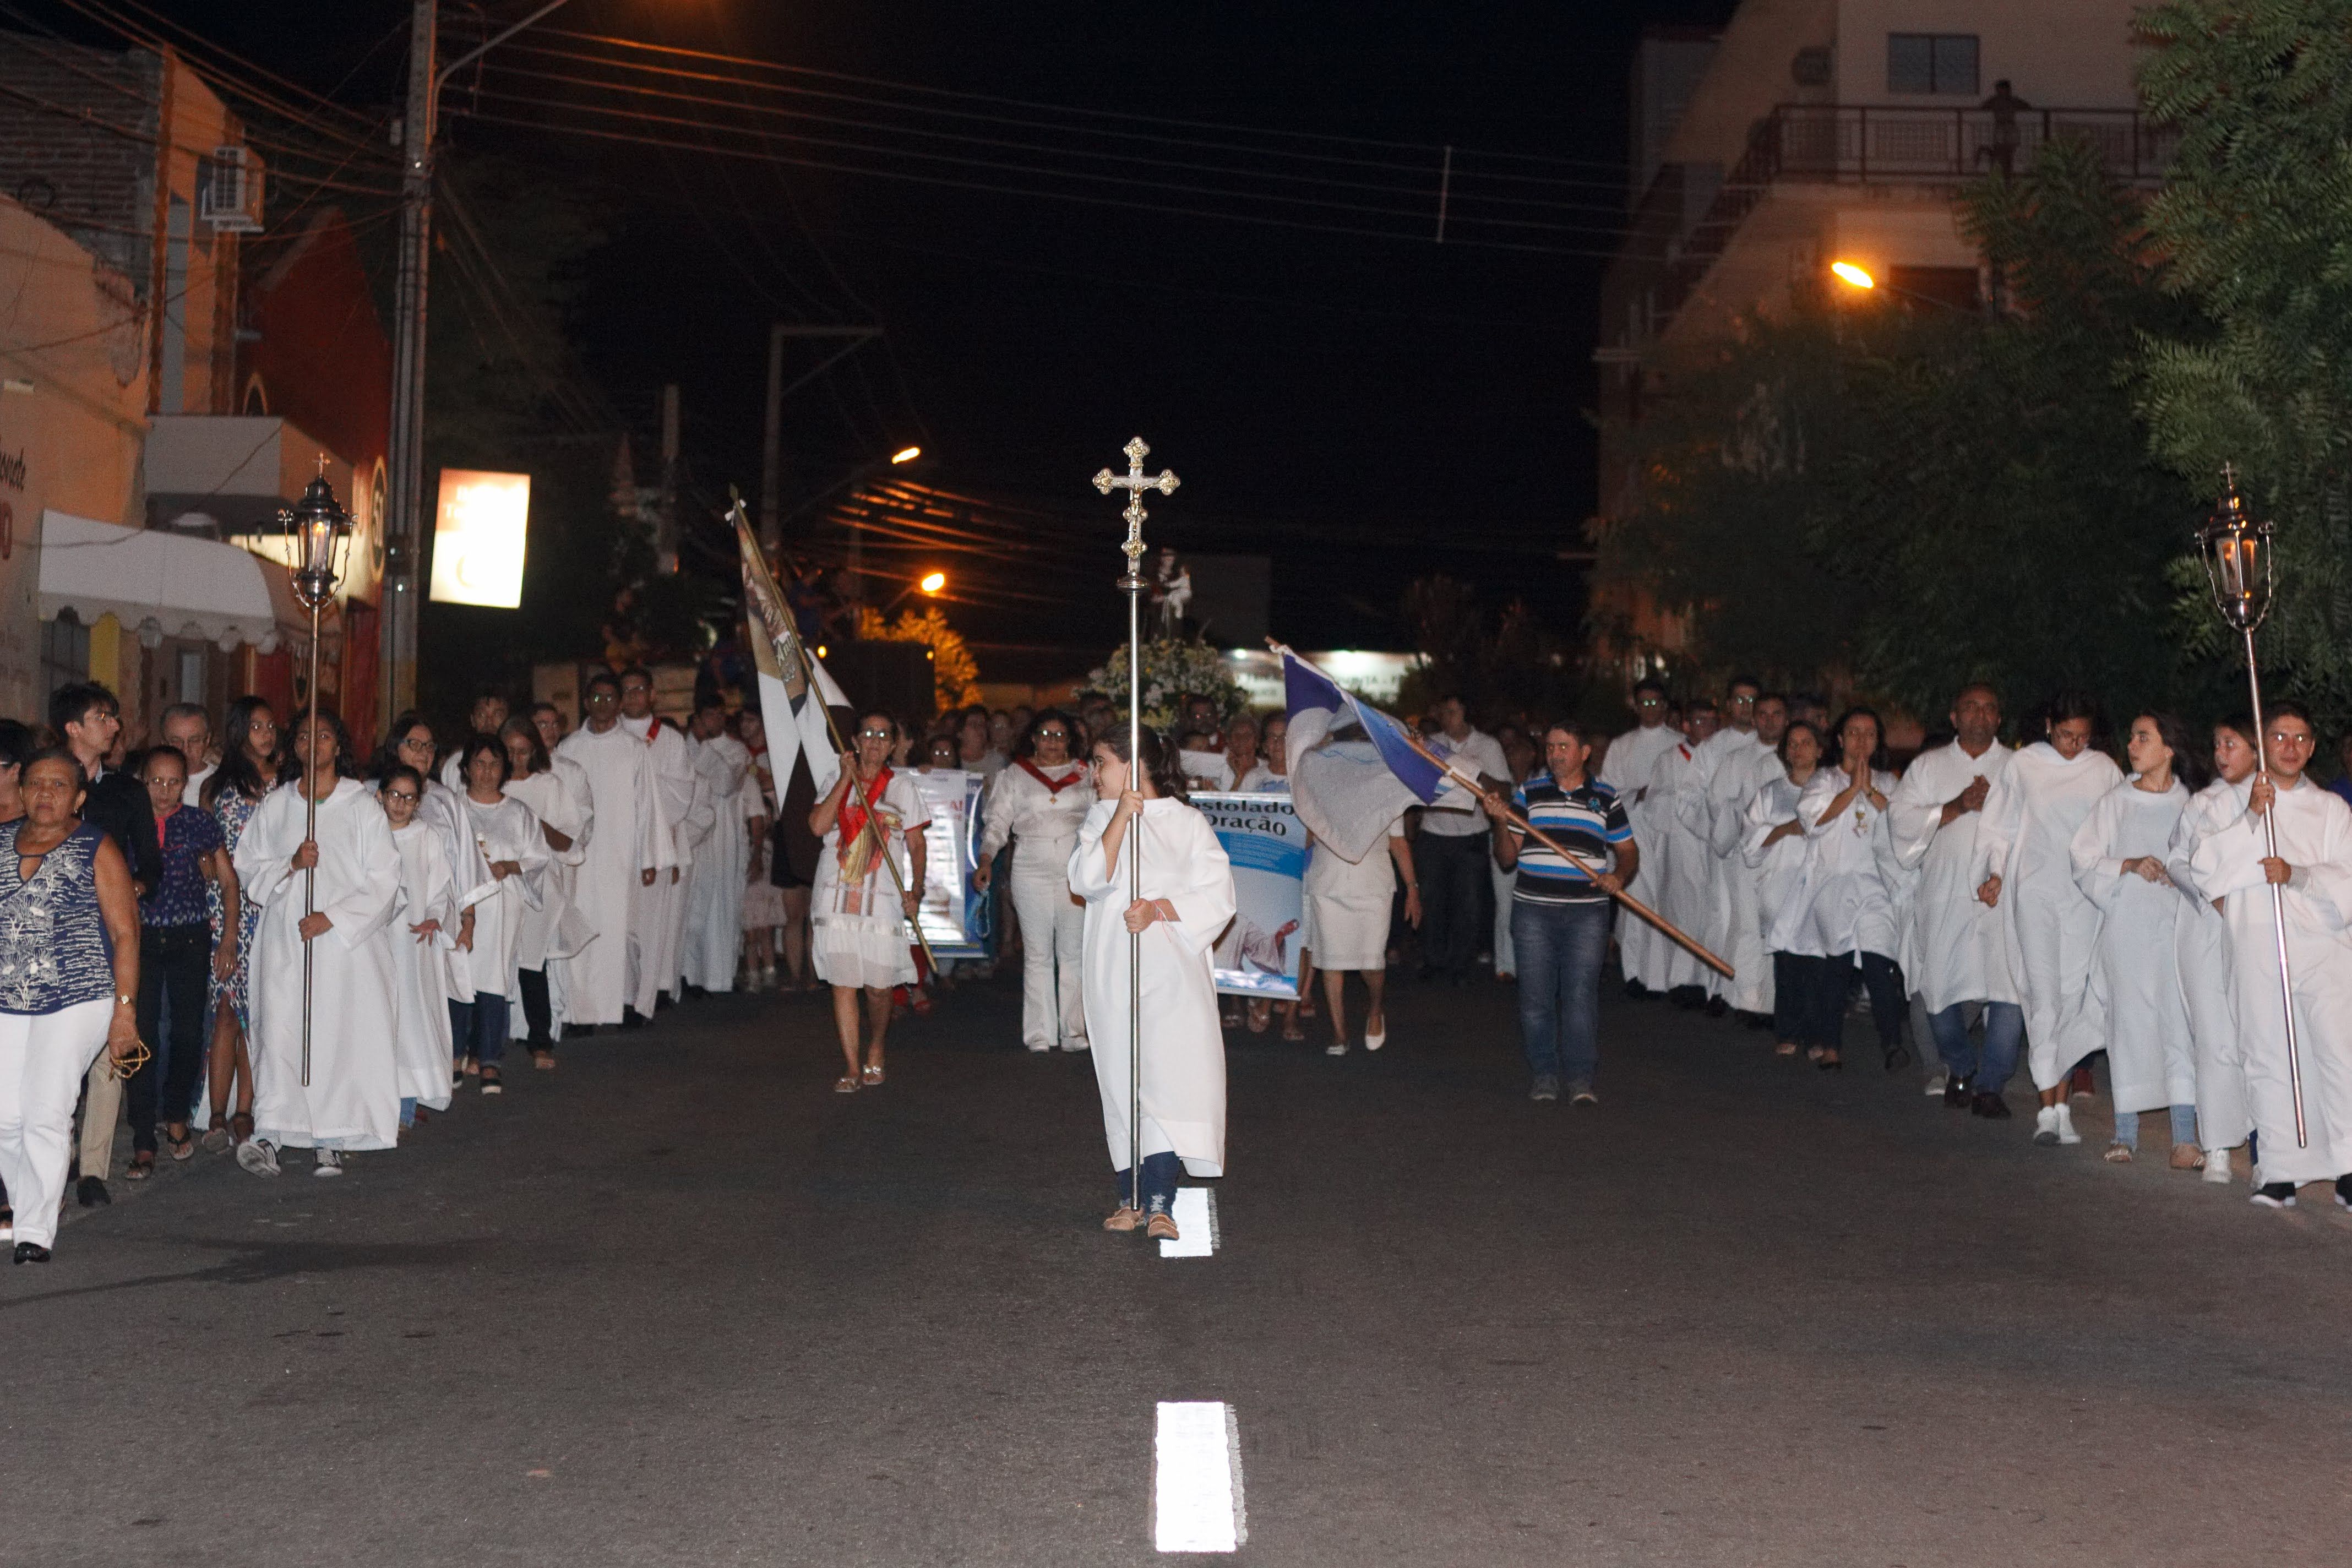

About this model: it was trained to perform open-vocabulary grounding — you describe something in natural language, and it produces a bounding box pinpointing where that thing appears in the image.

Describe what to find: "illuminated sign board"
[428,468,529,608]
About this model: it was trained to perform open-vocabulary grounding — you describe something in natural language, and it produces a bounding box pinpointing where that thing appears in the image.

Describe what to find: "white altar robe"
[621,715,697,1011]
[235,778,403,1151]
[552,722,662,1026]
[1773,766,1901,958]
[1598,722,1680,987]
[387,820,460,1111]
[2068,778,2196,1112]
[1972,741,2122,1088]
[2190,779,2352,1185]
[503,763,594,1039]
[1644,738,1730,994]
[458,793,550,1001]
[681,731,752,992]
[1702,731,1776,1011]
[1884,739,2016,1014]
[1741,774,1810,965]
[2165,778,2252,1151]
[1069,798,1236,1176]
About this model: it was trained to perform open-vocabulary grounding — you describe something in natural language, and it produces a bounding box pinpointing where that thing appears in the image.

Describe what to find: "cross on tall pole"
[1092,435,1177,1220]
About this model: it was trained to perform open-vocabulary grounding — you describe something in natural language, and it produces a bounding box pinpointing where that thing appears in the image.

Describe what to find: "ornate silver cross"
[1093,436,1179,590]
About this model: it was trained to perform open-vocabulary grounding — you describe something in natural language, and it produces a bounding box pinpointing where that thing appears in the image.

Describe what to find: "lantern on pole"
[2194,464,2305,1147]
[275,473,353,1088]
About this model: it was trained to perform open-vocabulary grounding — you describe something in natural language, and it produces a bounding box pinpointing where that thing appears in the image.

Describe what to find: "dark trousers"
[449,992,509,1068]
[1771,951,1808,1041]
[129,923,210,1152]
[1413,830,1490,980]
[518,967,553,1049]
[1794,951,1905,1052]
[1113,1150,1183,1216]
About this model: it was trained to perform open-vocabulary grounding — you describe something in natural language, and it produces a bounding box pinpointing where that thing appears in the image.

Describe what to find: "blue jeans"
[1929,1000,2023,1092]
[1114,1150,1182,1215]
[1511,898,1612,1087]
[449,992,509,1069]
[2115,1106,2199,1149]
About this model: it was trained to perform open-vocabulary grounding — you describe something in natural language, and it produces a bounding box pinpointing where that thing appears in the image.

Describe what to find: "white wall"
[1835,0,2147,108]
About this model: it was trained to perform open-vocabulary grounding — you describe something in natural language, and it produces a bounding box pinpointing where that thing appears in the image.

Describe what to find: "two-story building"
[1592,1,2165,677]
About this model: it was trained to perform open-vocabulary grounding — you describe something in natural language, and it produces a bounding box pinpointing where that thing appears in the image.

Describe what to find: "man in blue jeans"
[1484,721,1637,1103]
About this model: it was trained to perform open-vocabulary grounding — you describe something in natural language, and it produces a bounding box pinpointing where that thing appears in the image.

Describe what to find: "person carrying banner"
[1070,727,1235,1239]
[1482,720,1636,1104]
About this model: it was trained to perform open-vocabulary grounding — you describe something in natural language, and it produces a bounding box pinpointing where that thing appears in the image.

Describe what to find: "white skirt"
[812,913,916,989]
[1304,891,1389,972]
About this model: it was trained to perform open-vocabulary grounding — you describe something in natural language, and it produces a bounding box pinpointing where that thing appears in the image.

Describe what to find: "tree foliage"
[2137,0,2352,725]
[1599,135,2219,726]
[1397,575,1584,723]
[856,604,981,710]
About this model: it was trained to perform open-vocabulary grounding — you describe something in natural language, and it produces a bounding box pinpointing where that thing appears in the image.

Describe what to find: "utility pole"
[384,0,436,723]
[758,322,786,558]
[657,383,680,574]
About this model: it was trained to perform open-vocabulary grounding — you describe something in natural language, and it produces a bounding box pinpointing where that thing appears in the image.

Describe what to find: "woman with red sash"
[976,709,1097,1053]
[808,712,929,1092]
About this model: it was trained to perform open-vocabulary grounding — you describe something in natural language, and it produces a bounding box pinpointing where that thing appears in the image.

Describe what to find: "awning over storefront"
[37,509,292,651]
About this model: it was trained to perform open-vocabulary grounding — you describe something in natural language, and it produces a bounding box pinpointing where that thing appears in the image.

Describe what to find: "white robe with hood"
[2068,778,2196,1114]
[2190,778,2352,1185]
[1972,741,2124,1088]
[1069,797,1237,1177]
[235,778,403,1151]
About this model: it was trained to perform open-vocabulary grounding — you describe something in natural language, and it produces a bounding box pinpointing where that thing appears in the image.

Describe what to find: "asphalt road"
[8,971,2350,1567]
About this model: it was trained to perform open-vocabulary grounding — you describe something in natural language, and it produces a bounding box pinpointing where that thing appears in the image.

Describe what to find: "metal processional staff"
[2196,465,2305,1147]
[1093,438,1179,1216]
[275,474,354,1088]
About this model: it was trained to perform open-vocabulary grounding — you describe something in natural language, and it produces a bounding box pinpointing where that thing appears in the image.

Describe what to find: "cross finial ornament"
[1093,436,1178,590]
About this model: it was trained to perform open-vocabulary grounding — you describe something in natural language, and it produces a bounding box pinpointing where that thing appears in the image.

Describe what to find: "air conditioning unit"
[199,146,265,233]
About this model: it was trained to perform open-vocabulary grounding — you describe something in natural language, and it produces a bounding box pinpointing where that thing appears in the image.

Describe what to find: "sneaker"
[2033,1106,2061,1145]
[2053,1104,2083,1146]
[1569,1085,1598,1107]
[2203,1148,2235,1186]
[1970,1091,2011,1120]
[237,1137,281,1177]
[1529,1074,1561,1102]
[2251,1181,2297,1209]
[2337,1175,2352,1212]
[313,1148,344,1178]
[1925,1070,1949,1098]
[1325,1041,1348,1056]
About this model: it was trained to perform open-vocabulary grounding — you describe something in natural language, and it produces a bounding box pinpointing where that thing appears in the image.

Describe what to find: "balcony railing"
[1646,104,2176,326]
[1767,104,2177,184]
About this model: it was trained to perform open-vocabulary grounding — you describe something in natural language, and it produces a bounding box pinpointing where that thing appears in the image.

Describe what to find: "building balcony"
[1623,104,2177,337]
[143,414,354,537]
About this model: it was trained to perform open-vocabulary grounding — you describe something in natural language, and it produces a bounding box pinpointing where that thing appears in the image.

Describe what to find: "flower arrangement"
[1086,638,1246,732]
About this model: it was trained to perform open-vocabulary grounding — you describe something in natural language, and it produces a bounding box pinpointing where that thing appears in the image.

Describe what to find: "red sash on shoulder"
[1016,758,1084,794]
[837,765,894,847]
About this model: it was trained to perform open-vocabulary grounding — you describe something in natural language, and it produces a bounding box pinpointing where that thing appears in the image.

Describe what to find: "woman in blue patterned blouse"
[0,751,143,1262]
[199,698,277,1153]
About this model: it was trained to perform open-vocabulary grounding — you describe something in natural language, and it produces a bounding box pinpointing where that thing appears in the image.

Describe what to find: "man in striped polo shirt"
[1482,720,1637,1103]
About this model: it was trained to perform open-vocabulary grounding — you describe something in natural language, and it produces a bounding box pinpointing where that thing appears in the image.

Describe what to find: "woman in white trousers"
[976,710,1096,1052]
[0,752,143,1262]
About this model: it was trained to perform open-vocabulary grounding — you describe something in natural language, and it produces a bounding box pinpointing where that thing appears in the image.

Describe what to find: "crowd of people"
[1489,677,2352,1214]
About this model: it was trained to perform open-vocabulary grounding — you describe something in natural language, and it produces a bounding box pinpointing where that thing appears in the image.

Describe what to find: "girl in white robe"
[500,718,592,1065]
[232,711,402,1175]
[1070,727,1236,1240]
[2067,714,2202,1164]
[2188,705,2352,1206]
[1741,719,1818,1057]
[1773,708,1905,1071]
[379,766,458,1128]
[453,734,549,1096]
[2164,719,2260,1182]
[1972,699,2125,1146]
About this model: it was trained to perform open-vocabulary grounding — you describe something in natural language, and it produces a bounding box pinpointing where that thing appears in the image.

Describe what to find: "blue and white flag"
[1278,645,1449,863]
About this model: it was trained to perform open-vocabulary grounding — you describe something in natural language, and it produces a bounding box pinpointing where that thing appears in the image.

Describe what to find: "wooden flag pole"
[1395,729,1734,981]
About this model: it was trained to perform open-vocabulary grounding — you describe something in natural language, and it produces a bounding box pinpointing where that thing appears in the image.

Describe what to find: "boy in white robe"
[1070,729,1235,1242]
[552,673,662,1028]
[233,714,403,1176]
[2188,704,2352,1209]
[1972,698,2122,1144]
[2164,718,2258,1183]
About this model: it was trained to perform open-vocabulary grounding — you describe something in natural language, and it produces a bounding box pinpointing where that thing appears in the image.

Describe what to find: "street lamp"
[275,474,352,1089]
[1830,261,1876,290]
[890,445,923,465]
[1828,258,1973,315]
[878,569,948,614]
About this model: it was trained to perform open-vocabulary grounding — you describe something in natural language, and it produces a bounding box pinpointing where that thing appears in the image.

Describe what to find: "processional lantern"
[273,472,352,1087]
[2193,463,2305,1147]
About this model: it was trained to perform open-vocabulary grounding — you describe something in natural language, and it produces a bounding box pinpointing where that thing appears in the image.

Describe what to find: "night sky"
[137,2,1734,657]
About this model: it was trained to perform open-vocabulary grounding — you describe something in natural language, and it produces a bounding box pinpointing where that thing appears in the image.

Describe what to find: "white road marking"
[1158,1187,1217,1258]
[1153,1401,1245,1553]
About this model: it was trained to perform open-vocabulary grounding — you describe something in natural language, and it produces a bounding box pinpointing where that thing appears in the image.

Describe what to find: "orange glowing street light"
[890,445,923,465]
[1830,260,1876,290]
[919,570,947,594]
